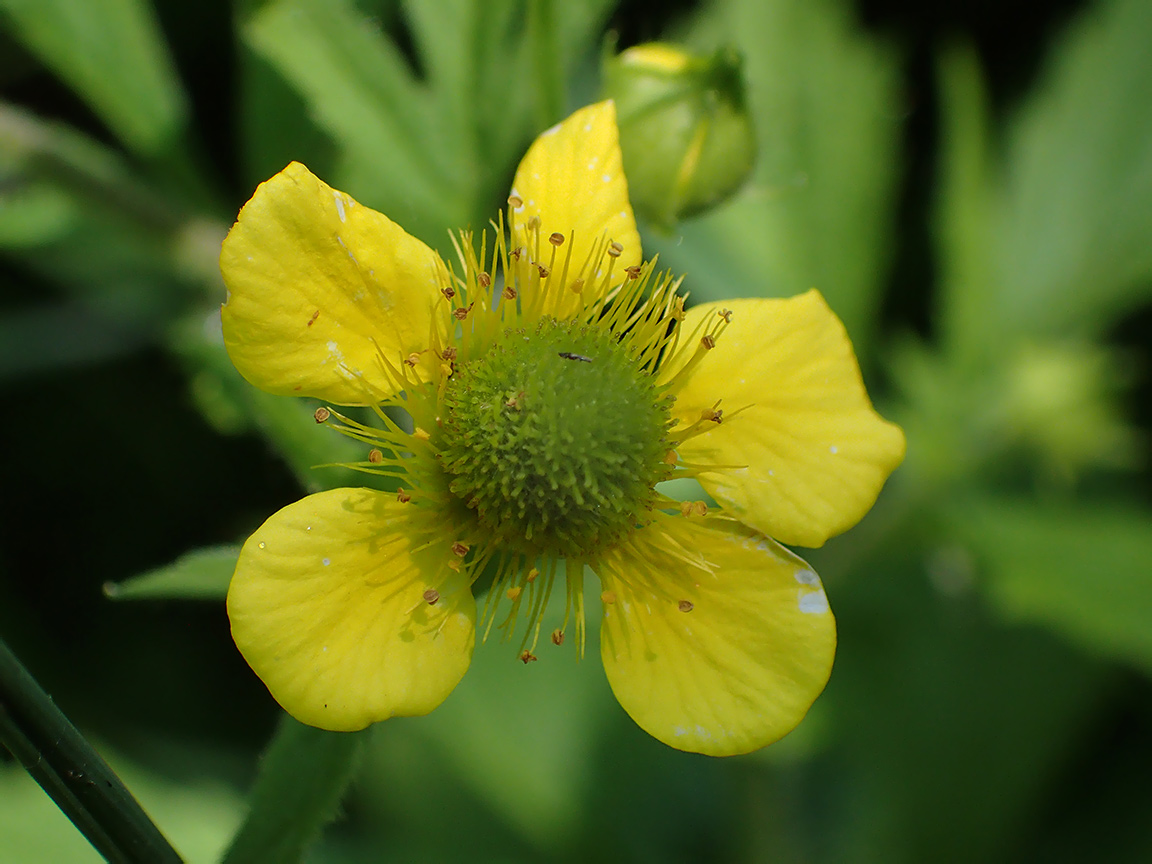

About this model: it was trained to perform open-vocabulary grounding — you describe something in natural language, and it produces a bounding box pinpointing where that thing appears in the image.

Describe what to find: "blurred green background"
[2,0,1151,861]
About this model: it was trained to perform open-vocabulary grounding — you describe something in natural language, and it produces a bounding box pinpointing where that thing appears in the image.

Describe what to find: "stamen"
[368,449,383,463]
[519,649,537,663]
[397,488,412,503]
[678,599,694,612]
[424,589,440,605]
[551,629,564,645]
[549,232,565,246]
[451,541,469,557]
[314,407,331,423]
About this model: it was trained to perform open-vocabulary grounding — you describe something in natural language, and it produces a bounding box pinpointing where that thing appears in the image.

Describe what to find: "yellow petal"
[510,101,642,319]
[597,515,836,756]
[670,291,905,547]
[227,488,475,731]
[220,162,448,405]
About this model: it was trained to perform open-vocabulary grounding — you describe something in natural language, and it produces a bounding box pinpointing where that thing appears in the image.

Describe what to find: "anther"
[404,352,421,367]
[307,310,320,327]
[663,450,678,465]
[549,232,565,246]
[551,629,564,646]
[680,501,693,517]
[537,264,550,278]
[441,286,456,300]
[397,488,412,503]
[451,541,469,557]
[506,586,522,601]
[569,277,585,294]
[503,285,517,300]
[526,568,539,583]
[701,334,716,350]
[423,589,440,605]
[508,195,523,209]
[452,303,474,321]
[624,265,642,280]
[441,347,457,361]
[678,600,695,613]
[314,407,330,424]
[519,650,537,664]
[601,590,617,605]
[510,247,523,261]
[700,407,723,423]
[718,309,733,323]
[478,272,492,288]
[608,241,623,258]
[691,501,708,516]
[368,449,383,464]
[527,215,541,230]
[413,427,431,441]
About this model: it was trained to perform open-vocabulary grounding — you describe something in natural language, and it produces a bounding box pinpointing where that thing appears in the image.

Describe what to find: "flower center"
[440,316,673,558]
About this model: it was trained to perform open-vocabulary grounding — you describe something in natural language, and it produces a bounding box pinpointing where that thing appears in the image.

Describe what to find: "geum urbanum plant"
[219,101,904,756]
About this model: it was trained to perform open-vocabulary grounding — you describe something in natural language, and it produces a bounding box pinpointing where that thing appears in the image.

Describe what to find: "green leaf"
[826,552,1107,864]
[946,494,1152,674]
[0,0,188,155]
[389,580,615,848]
[222,716,364,864]
[646,0,901,353]
[243,0,464,242]
[999,0,1152,337]
[103,546,240,602]
[933,43,999,368]
[940,0,1152,357]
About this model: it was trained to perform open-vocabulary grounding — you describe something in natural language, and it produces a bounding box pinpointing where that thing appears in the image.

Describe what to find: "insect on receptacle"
[558,352,593,362]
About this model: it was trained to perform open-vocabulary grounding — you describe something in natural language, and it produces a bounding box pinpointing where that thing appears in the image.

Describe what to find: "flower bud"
[603,43,755,228]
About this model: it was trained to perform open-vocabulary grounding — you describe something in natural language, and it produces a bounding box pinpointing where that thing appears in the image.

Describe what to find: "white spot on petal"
[798,589,829,614]
[334,193,346,222]
[322,557,331,566]
[542,122,561,136]
[602,174,612,183]
[829,445,839,454]
[794,569,820,586]
[583,123,592,131]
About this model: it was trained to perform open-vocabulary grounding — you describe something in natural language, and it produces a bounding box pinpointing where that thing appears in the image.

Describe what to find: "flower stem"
[0,637,183,864]
[221,714,366,864]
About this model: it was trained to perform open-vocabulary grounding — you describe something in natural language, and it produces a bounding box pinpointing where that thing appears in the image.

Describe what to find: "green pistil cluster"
[440,317,674,558]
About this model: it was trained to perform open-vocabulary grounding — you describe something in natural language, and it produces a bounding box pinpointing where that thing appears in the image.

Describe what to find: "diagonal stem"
[0,636,183,864]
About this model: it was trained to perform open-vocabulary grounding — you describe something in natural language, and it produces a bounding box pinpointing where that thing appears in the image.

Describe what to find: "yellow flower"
[219,101,905,756]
